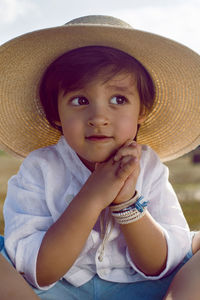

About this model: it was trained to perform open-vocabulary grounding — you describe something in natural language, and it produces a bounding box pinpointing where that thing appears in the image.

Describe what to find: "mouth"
[85,135,113,142]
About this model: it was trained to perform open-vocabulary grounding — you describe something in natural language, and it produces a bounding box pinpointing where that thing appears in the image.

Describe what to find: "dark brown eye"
[110,96,128,105]
[71,96,89,106]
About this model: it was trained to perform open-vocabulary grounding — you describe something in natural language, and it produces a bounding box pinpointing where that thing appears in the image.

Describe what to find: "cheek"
[61,117,83,141]
[116,115,138,138]
[61,114,81,131]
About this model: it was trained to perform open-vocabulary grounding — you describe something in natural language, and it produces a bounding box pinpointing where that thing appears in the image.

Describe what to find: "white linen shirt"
[3,136,190,290]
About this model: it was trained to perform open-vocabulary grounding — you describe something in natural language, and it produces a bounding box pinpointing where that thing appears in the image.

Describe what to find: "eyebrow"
[107,84,136,95]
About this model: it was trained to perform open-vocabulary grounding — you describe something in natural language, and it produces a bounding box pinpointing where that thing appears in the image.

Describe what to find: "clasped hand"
[81,140,142,210]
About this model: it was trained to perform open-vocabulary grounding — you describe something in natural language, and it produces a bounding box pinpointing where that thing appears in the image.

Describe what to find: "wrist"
[112,190,136,205]
[110,191,148,224]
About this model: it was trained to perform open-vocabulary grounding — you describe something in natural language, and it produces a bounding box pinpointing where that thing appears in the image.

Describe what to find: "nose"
[88,116,109,127]
[87,106,110,127]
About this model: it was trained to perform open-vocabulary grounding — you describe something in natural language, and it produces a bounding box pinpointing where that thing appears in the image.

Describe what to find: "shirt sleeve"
[126,146,191,280]
[3,151,56,290]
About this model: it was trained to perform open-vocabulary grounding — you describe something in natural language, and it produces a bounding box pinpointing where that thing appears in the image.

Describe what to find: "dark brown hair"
[39,46,155,131]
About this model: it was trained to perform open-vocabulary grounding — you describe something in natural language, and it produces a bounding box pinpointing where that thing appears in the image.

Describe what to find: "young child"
[0,15,200,300]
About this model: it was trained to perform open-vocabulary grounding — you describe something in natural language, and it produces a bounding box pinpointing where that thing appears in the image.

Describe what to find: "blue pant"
[0,236,192,300]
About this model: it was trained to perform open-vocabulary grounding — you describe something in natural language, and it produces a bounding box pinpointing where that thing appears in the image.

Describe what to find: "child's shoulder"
[9,138,71,188]
[26,144,59,162]
[21,140,64,173]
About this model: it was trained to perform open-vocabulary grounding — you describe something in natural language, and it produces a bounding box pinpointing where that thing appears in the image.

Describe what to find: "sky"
[0,0,199,54]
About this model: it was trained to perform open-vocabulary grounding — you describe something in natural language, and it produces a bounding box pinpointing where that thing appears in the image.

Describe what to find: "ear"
[138,106,147,124]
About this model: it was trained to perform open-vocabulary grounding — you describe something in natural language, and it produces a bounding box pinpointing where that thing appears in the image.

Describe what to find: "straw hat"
[0,15,200,161]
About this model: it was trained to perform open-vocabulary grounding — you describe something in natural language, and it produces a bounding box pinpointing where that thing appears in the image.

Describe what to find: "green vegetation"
[180,201,200,231]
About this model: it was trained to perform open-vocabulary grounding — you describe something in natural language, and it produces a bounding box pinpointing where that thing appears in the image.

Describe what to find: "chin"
[79,150,115,168]
[93,154,112,163]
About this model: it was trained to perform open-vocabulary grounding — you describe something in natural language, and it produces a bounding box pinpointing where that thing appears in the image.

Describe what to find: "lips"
[86,135,113,141]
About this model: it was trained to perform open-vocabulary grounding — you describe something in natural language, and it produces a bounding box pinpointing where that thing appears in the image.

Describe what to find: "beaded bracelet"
[110,192,148,224]
[112,208,147,224]
[110,191,139,212]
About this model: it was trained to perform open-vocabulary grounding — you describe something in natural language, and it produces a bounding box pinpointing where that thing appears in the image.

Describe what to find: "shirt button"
[98,254,103,262]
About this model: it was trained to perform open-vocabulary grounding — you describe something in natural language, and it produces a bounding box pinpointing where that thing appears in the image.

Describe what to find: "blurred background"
[0,0,200,234]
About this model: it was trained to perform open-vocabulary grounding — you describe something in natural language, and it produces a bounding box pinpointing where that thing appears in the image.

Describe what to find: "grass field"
[0,150,200,234]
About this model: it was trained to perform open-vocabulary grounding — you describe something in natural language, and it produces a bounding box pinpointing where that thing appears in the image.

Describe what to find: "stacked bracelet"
[110,191,148,224]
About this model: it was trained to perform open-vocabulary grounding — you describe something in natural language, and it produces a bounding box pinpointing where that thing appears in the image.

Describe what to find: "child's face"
[56,72,146,170]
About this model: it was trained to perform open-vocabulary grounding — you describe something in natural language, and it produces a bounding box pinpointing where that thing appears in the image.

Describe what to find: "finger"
[120,154,138,165]
[120,155,140,171]
[115,156,136,179]
[94,155,122,175]
[114,142,141,162]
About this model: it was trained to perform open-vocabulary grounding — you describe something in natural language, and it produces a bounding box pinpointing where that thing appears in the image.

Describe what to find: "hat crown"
[65,15,132,29]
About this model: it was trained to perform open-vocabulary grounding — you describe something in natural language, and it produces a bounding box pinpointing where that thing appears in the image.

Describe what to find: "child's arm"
[36,149,136,286]
[115,145,190,282]
[0,254,39,300]
[120,212,167,275]
[112,142,167,276]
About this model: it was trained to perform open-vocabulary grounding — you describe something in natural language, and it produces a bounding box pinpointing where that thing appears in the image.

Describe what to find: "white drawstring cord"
[98,209,114,262]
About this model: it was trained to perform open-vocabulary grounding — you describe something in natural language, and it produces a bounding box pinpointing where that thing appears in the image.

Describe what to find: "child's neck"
[78,155,96,172]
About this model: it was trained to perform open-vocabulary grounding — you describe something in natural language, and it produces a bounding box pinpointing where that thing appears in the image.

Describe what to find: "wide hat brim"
[0,16,200,161]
